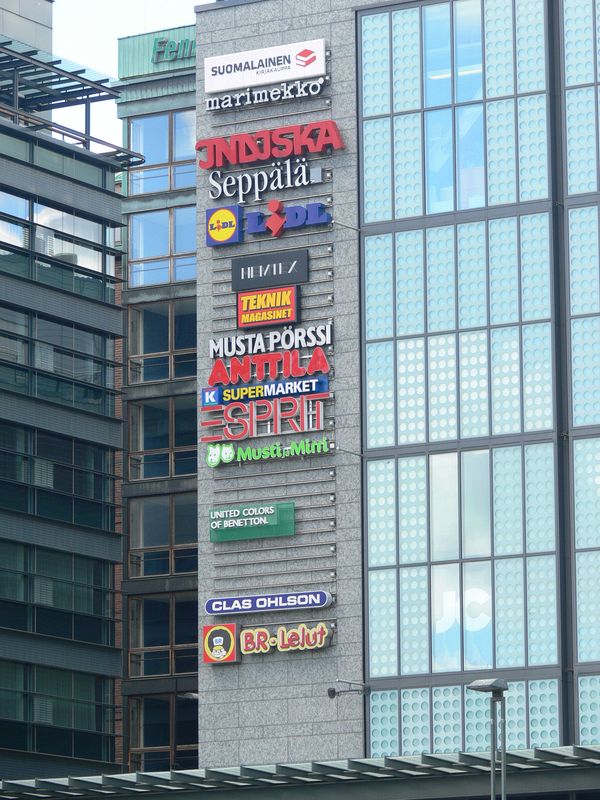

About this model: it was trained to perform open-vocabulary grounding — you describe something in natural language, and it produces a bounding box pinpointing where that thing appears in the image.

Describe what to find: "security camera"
[327,687,337,699]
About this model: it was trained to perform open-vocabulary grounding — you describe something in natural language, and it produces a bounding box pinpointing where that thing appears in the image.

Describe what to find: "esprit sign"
[209,501,295,542]
[231,249,309,291]
[205,591,333,615]
[205,436,331,467]
[204,39,326,94]
[237,286,298,328]
[240,622,331,655]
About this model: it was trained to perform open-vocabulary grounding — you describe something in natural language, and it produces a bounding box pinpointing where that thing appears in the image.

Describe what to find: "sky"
[52,0,201,146]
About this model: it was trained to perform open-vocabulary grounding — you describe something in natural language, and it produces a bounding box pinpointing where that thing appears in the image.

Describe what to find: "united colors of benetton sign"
[204,40,326,94]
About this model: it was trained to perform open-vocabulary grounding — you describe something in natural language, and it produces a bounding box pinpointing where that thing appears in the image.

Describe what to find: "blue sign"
[206,206,243,247]
[205,590,333,616]
[201,376,329,407]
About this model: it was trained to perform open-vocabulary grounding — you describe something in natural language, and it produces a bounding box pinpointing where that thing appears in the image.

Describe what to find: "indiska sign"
[205,590,332,615]
[209,501,295,542]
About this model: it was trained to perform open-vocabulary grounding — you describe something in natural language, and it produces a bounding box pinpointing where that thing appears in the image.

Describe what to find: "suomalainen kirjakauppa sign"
[209,501,295,542]
[205,590,333,615]
[204,40,326,94]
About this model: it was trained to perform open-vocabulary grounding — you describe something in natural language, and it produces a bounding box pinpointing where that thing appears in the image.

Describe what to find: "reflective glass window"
[130,115,169,166]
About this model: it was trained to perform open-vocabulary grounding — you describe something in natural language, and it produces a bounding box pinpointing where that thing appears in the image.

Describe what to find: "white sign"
[204,39,326,94]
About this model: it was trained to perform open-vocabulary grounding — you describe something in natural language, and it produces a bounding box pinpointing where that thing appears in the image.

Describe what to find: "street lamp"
[467,678,508,800]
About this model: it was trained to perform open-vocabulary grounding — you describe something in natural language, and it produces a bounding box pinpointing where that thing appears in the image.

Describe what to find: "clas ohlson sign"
[209,501,295,542]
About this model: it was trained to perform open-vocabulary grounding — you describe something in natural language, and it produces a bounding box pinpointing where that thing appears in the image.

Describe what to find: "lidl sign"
[209,501,295,542]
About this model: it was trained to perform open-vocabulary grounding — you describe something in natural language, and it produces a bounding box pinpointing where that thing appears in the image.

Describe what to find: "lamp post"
[467,678,508,800]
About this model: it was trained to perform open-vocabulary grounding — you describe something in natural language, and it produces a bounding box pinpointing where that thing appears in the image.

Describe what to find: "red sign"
[240,622,329,655]
[195,120,344,169]
[207,346,330,387]
[203,624,239,664]
[237,286,298,328]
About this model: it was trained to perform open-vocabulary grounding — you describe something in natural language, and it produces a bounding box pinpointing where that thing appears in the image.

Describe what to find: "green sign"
[152,37,196,64]
[205,436,330,468]
[210,502,295,542]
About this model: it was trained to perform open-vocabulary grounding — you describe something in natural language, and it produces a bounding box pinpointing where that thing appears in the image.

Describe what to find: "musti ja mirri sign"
[205,590,333,615]
[204,39,326,94]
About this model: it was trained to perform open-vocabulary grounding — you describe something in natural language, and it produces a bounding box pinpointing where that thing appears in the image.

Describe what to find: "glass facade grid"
[128,110,195,196]
[129,693,197,771]
[128,299,196,384]
[128,395,197,480]
[128,206,196,288]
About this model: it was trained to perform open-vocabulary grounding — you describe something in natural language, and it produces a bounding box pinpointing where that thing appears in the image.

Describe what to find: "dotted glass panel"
[362,13,390,117]
[576,551,600,662]
[458,222,487,328]
[527,555,558,666]
[522,323,553,432]
[366,341,395,449]
[529,679,559,747]
[484,0,515,98]
[520,213,551,321]
[573,438,600,549]
[363,118,393,223]
[505,681,527,750]
[563,0,595,87]
[491,326,522,435]
[493,446,523,555]
[394,113,423,219]
[368,569,398,677]
[518,94,549,202]
[515,0,546,94]
[486,99,517,206]
[397,338,426,445]
[566,88,598,196]
[392,8,421,113]
[495,557,525,667]
[489,217,519,325]
[398,456,427,564]
[568,206,600,316]
[370,690,399,757]
[571,316,600,427]
[367,459,396,568]
[400,688,430,755]
[579,676,600,745]
[459,331,490,439]
[464,688,490,752]
[428,334,458,441]
[524,442,556,553]
[365,234,394,340]
[400,566,429,674]
[432,686,462,753]
[396,230,425,337]
[427,226,456,332]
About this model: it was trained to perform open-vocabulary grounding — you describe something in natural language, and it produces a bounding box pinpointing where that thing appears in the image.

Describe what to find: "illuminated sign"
[208,158,323,204]
[152,37,195,64]
[240,622,331,655]
[195,120,344,169]
[204,39,326,94]
[237,286,298,328]
[207,345,330,386]
[205,77,326,112]
[203,624,239,664]
[205,436,331,467]
[209,501,295,542]
[201,376,329,406]
[209,323,332,358]
[231,250,309,291]
[205,591,332,615]
[206,206,243,247]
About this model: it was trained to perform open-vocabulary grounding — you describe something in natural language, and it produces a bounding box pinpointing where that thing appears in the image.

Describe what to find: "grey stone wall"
[0,0,52,51]
[195,0,366,767]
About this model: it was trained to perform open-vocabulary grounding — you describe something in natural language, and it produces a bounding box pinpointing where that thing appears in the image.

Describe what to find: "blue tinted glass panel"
[576,551,600,662]
[457,104,485,209]
[425,109,454,214]
[455,0,482,102]
[579,676,600,745]
[462,450,491,557]
[365,234,394,340]
[392,8,421,112]
[566,88,597,196]
[401,688,430,754]
[568,206,600,316]
[518,94,548,201]
[459,330,489,439]
[458,221,487,328]
[527,555,558,665]
[432,685,461,751]
[129,260,169,288]
[398,456,427,564]
[486,99,517,206]
[423,3,451,107]
[370,690,399,757]
[173,110,195,161]
[495,558,525,667]
[463,561,492,670]
[400,566,429,674]
[493,446,523,555]
[361,13,390,117]
[573,438,600,549]
[394,114,423,218]
[430,452,459,561]
[529,679,559,747]
[571,317,600,427]
[363,118,393,223]
[563,0,595,87]
[491,326,521,434]
[524,442,555,553]
[130,115,168,165]
[521,213,551,321]
[428,334,458,441]
[484,0,514,98]
[515,0,546,93]
[368,569,398,677]
[397,338,426,444]
[130,211,168,260]
[396,230,424,336]
[366,341,395,448]
[432,564,460,672]
[367,459,396,567]
[522,323,553,432]
[489,217,518,325]
[173,207,195,254]
[426,226,456,332]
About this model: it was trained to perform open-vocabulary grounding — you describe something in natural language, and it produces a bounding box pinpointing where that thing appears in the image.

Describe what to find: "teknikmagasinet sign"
[209,501,295,542]
[231,250,309,291]
[205,590,333,615]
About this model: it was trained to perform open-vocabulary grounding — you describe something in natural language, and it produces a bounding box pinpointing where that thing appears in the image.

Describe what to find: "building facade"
[115,27,199,772]
[195,0,600,766]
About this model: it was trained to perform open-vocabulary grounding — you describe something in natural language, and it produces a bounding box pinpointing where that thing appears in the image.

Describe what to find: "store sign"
[205,77,326,112]
[205,201,332,247]
[207,345,330,386]
[206,206,243,246]
[196,120,344,169]
[205,435,331,467]
[209,501,295,542]
[204,39,326,94]
[208,159,323,204]
[237,286,298,328]
[152,36,195,63]
[203,623,239,663]
[231,250,309,291]
[240,622,331,655]
[209,323,332,358]
[201,376,328,406]
[205,590,332,615]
